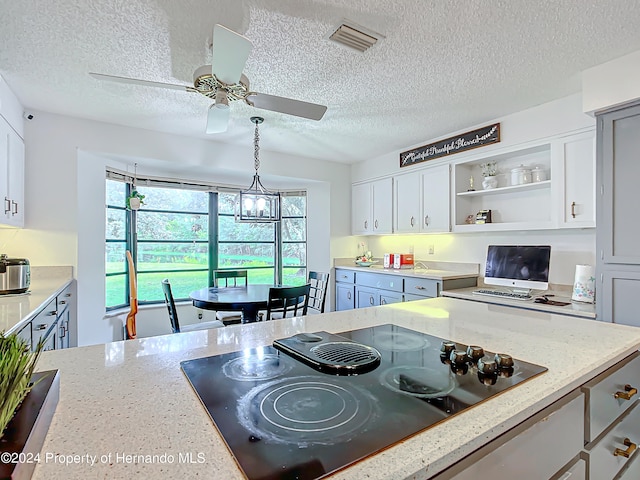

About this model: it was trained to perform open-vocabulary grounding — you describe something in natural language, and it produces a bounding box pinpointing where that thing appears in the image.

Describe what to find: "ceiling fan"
[89,24,327,133]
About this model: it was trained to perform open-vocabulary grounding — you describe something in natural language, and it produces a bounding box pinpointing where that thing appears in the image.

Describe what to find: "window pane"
[106,242,127,273]
[219,243,275,268]
[247,268,275,284]
[137,212,208,241]
[137,242,208,270]
[218,215,275,241]
[138,270,209,302]
[106,179,125,206]
[106,273,127,308]
[283,267,306,286]
[134,186,208,212]
[282,218,306,241]
[282,243,306,266]
[218,192,239,215]
[106,208,127,240]
[281,195,306,217]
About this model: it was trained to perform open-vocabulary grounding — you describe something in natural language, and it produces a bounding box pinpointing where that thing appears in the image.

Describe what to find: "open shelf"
[457,180,551,197]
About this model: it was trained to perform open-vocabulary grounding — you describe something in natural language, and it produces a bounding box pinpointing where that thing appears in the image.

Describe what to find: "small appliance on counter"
[0,254,30,295]
[393,253,414,269]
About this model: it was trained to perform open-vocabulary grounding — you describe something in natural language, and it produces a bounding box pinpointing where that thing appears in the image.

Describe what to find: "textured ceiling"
[2,0,640,164]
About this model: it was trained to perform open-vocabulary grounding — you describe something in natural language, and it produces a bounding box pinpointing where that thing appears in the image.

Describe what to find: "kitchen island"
[28,297,640,479]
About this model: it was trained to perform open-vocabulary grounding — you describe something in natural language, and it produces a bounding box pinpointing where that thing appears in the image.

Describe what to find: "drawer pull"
[613,438,637,458]
[414,286,426,290]
[614,384,638,400]
[47,310,58,316]
[35,323,48,331]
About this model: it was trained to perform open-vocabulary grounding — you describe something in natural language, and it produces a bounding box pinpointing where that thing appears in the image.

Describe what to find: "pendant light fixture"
[237,116,281,222]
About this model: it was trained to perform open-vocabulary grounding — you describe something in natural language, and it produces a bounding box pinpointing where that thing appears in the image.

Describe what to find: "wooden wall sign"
[400,123,500,168]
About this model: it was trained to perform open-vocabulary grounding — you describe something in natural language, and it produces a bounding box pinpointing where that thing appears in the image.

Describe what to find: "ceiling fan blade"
[89,72,191,91]
[211,24,252,85]
[206,104,230,133]
[246,93,327,121]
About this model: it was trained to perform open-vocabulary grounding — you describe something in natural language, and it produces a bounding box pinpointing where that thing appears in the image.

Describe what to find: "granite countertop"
[0,267,74,334]
[32,297,640,480]
[335,260,479,281]
[442,286,596,319]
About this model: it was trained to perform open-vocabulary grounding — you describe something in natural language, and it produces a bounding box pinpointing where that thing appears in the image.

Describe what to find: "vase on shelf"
[482,176,498,190]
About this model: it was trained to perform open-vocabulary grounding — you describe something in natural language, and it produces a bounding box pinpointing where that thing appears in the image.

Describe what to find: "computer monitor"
[484,245,551,292]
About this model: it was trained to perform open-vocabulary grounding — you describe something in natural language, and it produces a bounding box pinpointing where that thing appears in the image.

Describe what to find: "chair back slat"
[214,270,248,287]
[266,284,311,320]
[161,279,181,333]
[307,271,330,314]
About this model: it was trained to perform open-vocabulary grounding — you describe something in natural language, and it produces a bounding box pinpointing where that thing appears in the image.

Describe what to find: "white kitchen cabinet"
[421,164,450,233]
[351,178,393,235]
[394,164,450,234]
[394,171,421,233]
[0,115,25,227]
[554,130,596,228]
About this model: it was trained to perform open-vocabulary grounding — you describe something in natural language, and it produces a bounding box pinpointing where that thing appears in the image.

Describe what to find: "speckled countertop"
[31,297,640,480]
[334,260,479,281]
[0,267,74,334]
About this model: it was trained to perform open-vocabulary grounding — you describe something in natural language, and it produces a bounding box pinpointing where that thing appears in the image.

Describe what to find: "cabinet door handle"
[4,197,10,214]
[47,310,58,316]
[613,438,637,458]
[35,323,48,331]
[374,219,378,229]
[11,200,18,215]
[410,216,415,227]
[347,292,351,300]
[381,298,387,305]
[424,215,430,226]
[570,201,576,218]
[65,293,72,297]
[614,384,638,400]
[364,220,368,229]
[59,300,66,305]
[369,296,374,305]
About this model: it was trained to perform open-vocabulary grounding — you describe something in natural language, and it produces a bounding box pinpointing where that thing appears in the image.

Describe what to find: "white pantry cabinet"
[351,178,393,235]
[0,115,25,227]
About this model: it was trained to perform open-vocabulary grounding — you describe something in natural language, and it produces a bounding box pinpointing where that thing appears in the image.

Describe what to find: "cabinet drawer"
[57,284,73,311]
[587,400,640,480]
[335,270,354,283]
[617,447,640,480]
[380,291,402,305]
[582,351,640,442]
[443,393,584,480]
[404,277,439,298]
[31,297,58,347]
[356,272,403,292]
[356,286,378,308]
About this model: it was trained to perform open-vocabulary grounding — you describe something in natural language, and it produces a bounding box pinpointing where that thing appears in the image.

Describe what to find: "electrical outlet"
[198,311,203,320]
[428,244,434,255]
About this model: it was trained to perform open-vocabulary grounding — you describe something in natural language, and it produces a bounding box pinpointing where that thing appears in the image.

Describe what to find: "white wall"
[583,49,640,114]
[349,93,597,286]
[0,112,352,345]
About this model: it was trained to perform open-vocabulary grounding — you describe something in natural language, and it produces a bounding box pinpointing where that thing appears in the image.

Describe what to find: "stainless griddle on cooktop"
[180,324,547,480]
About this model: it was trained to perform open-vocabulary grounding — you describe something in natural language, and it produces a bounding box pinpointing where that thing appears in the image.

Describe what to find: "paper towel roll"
[572,264,595,303]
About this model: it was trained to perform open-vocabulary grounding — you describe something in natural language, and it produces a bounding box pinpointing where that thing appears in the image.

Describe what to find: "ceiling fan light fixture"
[237,117,280,223]
[214,89,229,109]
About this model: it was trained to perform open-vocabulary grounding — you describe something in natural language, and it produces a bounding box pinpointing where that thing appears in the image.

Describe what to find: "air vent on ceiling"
[328,21,383,52]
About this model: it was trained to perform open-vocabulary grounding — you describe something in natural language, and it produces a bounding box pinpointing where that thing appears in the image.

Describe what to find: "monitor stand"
[511,287,532,296]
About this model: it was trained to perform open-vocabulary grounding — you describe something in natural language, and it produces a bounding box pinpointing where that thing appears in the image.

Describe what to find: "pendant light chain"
[254,120,260,173]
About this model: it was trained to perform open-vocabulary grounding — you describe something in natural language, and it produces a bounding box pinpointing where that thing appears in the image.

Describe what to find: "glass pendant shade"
[237,117,281,222]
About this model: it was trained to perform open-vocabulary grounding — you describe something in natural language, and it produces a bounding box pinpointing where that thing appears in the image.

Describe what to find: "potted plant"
[0,333,44,438]
[480,161,498,189]
[126,190,145,210]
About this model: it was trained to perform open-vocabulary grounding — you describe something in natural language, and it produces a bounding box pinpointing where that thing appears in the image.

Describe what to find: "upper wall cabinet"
[451,129,595,233]
[352,178,393,235]
[553,130,596,228]
[0,116,25,227]
[394,165,450,234]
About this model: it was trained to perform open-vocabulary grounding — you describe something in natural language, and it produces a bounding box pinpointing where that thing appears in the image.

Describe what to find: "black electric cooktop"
[180,324,547,480]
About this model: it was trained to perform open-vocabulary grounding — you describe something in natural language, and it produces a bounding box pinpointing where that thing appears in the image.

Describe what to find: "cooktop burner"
[180,324,547,480]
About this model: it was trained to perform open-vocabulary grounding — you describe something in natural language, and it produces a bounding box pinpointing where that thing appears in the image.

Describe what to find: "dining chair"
[265,284,311,320]
[307,271,330,314]
[161,279,224,333]
[124,250,137,340]
[213,269,248,325]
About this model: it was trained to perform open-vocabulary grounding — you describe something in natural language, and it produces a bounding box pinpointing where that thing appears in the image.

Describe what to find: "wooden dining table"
[189,284,282,323]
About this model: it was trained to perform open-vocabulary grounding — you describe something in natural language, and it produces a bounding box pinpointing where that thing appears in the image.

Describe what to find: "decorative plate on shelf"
[355,260,379,267]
